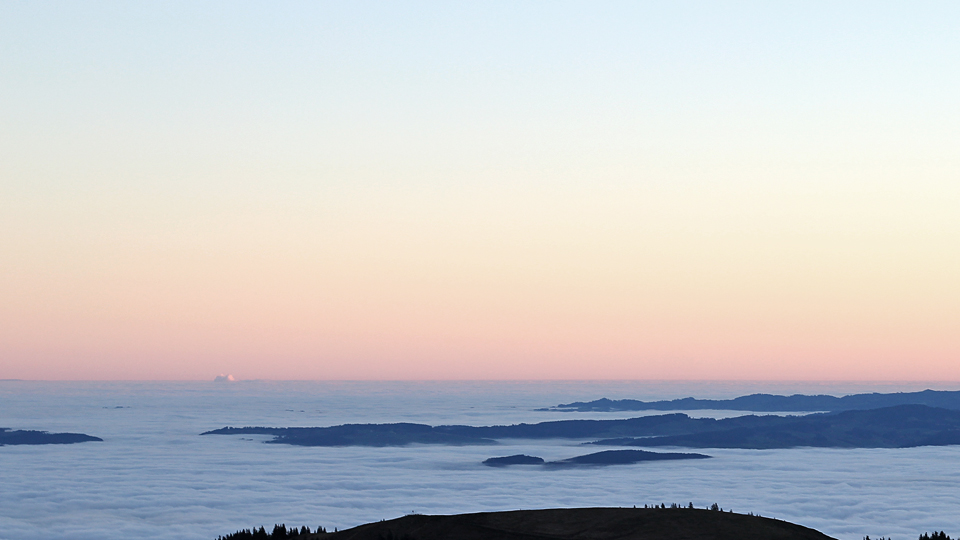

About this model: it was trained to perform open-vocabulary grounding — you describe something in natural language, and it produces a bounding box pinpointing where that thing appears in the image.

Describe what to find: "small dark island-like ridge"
[482,454,545,466]
[483,450,710,468]
[546,449,711,467]
[0,428,103,446]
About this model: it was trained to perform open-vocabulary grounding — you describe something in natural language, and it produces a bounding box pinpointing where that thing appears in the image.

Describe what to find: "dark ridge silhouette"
[201,414,785,446]
[290,507,837,540]
[590,405,960,449]
[481,450,708,468]
[546,389,960,413]
[204,405,960,449]
[202,424,498,447]
[482,454,545,466]
[545,449,710,467]
[0,428,102,446]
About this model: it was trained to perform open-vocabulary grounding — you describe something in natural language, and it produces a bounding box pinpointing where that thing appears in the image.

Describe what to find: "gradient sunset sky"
[2,2,958,381]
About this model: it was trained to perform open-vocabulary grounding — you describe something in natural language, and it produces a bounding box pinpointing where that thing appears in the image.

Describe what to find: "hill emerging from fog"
[589,405,960,449]
[546,389,960,413]
[0,428,102,446]
[204,404,960,449]
[482,449,710,467]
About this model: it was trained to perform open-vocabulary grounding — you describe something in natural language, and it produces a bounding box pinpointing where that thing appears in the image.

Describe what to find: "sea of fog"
[2,380,960,540]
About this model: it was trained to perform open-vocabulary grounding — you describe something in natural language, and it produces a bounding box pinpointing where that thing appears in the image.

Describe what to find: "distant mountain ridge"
[590,405,960,449]
[204,404,960,449]
[546,389,960,412]
[201,414,787,446]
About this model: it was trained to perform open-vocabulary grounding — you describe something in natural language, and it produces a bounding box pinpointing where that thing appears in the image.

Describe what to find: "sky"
[1,1,959,381]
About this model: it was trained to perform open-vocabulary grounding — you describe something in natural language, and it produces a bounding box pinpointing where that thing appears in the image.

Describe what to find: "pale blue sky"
[2,2,959,379]
[4,1,958,195]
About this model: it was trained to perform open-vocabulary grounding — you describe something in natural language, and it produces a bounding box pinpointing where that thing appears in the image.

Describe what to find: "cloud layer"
[1,381,959,540]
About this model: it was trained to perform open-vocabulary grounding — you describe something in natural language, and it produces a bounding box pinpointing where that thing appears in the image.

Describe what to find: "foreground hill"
[548,389,960,413]
[312,508,836,540]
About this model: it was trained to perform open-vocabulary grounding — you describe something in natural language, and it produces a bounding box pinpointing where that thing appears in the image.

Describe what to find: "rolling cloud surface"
[1,381,959,540]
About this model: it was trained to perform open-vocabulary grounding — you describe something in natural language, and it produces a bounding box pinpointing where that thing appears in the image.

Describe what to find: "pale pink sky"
[2,3,959,380]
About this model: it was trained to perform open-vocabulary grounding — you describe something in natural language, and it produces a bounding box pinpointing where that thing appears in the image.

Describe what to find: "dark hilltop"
[217,507,838,540]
